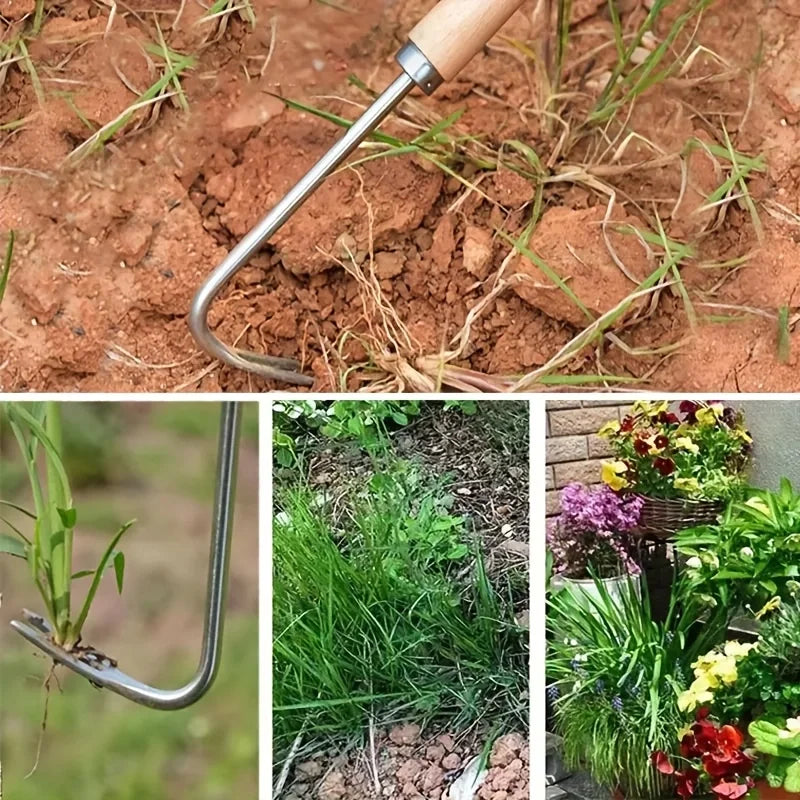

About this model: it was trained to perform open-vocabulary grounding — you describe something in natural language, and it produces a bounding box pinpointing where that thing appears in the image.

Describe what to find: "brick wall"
[545,400,631,517]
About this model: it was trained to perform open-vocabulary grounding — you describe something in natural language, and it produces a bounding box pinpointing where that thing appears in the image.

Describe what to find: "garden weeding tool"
[189,0,526,386]
[11,402,242,711]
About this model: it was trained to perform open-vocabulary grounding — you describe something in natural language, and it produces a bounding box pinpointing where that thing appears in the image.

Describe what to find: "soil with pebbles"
[283,725,529,800]
[3,0,800,391]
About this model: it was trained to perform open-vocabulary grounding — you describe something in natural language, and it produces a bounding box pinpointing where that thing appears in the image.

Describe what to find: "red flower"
[634,438,651,455]
[659,713,752,800]
[654,457,676,476]
[675,767,700,799]
[658,411,680,425]
[655,435,670,449]
[621,415,635,432]
[711,781,750,799]
[652,751,675,775]
[680,401,700,422]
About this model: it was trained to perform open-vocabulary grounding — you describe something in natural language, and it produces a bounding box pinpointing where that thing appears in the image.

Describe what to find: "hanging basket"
[633,495,724,541]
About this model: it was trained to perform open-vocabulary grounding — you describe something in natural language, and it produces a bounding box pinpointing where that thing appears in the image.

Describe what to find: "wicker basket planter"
[634,495,725,540]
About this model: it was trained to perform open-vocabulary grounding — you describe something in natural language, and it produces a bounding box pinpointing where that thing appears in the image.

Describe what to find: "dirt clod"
[389,724,421,746]
[512,205,650,327]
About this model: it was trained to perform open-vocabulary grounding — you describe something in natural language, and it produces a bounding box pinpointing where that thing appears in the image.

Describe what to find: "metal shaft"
[11,401,242,710]
[188,73,416,383]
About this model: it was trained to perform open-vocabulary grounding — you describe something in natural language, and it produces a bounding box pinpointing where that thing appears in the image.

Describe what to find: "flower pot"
[753,781,799,800]
[634,495,725,540]
[552,573,642,616]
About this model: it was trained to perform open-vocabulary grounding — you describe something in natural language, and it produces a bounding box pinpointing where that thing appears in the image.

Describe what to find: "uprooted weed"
[277,1,768,390]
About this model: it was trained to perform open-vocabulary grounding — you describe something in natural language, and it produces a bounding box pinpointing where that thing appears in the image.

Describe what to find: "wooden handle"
[408,0,525,83]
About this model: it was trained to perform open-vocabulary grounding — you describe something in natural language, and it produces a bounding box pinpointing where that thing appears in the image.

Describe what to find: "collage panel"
[0,401,259,799]
[545,399,800,800]
[272,400,531,800]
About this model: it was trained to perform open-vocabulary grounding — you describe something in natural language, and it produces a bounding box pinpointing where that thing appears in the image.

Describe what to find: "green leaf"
[57,507,77,528]
[0,533,27,558]
[113,551,125,594]
[71,520,136,641]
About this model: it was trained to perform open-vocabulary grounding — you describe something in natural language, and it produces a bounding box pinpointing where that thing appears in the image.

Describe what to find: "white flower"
[740,547,754,559]
[686,556,703,570]
[702,553,720,569]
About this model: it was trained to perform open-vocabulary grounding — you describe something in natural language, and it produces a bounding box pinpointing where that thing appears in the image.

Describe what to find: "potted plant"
[547,482,644,610]
[598,400,752,539]
[663,597,800,800]
[547,575,725,800]
[677,480,800,618]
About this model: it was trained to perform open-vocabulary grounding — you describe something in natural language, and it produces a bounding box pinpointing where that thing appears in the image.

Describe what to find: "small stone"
[422,765,444,792]
[462,226,494,279]
[442,753,461,770]
[374,251,405,280]
[389,724,421,746]
[437,734,455,752]
[295,760,323,779]
[426,744,445,764]
[490,733,527,768]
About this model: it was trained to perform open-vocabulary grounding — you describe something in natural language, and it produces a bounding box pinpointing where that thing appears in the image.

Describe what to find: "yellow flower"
[695,407,718,426]
[632,400,668,418]
[708,655,739,686]
[692,651,723,673]
[723,641,756,659]
[756,596,782,620]
[598,420,621,438]
[787,717,800,733]
[677,722,693,741]
[675,436,700,454]
[601,461,629,491]
[733,427,753,443]
[674,477,700,494]
[678,675,715,713]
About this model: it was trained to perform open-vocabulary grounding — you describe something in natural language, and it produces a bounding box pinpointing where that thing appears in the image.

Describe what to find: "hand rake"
[188,0,526,386]
[11,401,242,710]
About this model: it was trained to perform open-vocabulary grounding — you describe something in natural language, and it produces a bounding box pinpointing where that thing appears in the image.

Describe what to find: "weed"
[272,1,764,390]
[273,405,528,762]
[0,402,135,651]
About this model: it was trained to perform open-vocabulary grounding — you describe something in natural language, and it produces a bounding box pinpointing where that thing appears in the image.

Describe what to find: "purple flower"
[547,483,643,578]
[612,695,623,713]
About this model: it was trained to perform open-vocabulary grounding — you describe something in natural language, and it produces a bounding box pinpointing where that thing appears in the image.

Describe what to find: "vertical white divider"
[529,398,547,798]
[260,400,273,800]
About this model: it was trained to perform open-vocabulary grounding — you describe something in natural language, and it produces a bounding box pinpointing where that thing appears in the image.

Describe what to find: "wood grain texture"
[408,0,525,82]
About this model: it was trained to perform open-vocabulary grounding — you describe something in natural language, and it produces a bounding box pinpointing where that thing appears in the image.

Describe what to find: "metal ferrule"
[396,40,444,95]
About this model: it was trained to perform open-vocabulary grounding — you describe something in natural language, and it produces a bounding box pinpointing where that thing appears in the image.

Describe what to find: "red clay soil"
[1,0,800,392]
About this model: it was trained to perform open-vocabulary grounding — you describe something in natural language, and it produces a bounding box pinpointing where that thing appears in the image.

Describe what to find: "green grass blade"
[69,520,136,646]
[0,230,14,304]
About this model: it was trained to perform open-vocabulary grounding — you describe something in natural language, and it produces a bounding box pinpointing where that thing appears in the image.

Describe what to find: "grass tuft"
[273,410,528,762]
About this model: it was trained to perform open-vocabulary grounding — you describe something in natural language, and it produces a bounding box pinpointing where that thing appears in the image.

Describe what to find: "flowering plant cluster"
[653,709,754,799]
[547,482,643,578]
[598,400,752,501]
[678,642,757,714]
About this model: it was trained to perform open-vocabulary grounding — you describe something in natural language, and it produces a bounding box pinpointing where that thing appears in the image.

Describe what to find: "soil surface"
[4,0,798,392]
[283,726,530,800]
